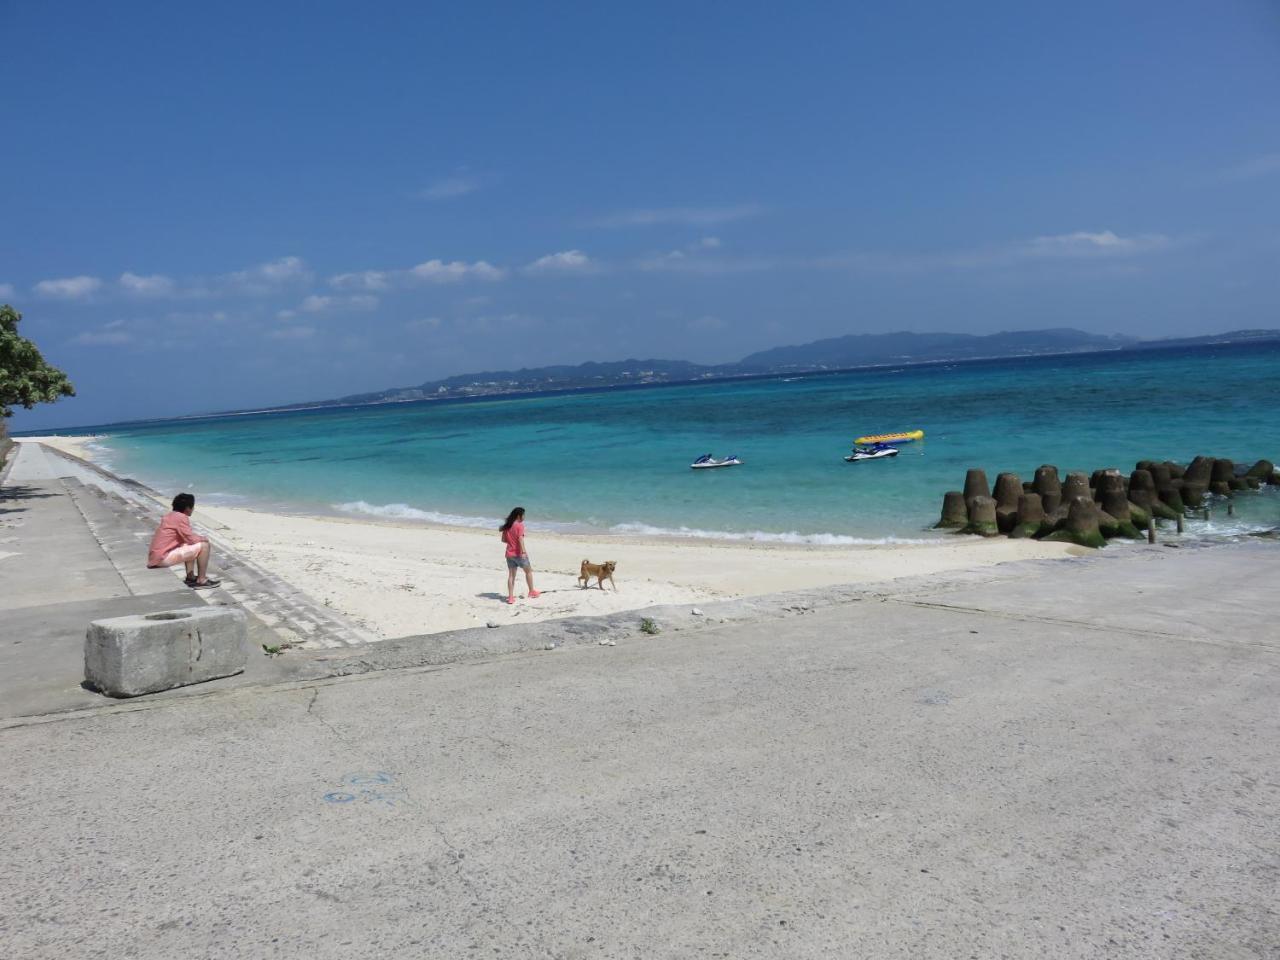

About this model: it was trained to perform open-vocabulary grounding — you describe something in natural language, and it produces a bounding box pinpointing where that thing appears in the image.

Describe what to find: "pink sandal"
[529,590,541,599]
[506,596,516,604]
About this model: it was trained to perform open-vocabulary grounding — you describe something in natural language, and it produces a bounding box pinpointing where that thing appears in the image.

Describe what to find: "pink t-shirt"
[502,521,525,558]
[147,511,205,567]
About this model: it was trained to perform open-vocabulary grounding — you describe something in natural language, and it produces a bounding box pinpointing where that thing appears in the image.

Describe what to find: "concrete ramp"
[899,542,1279,650]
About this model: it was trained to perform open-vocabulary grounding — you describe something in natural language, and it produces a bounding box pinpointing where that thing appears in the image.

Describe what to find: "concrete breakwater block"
[963,495,1000,537]
[1033,465,1062,513]
[963,468,990,507]
[85,606,247,698]
[1245,459,1275,480]
[1061,471,1090,504]
[1044,497,1107,549]
[937,451,1272,549]
[1010,492,1045,539]
[935,490,968,529]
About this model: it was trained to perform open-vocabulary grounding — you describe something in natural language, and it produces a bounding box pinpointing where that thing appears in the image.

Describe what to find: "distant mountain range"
[277,327,1280,411]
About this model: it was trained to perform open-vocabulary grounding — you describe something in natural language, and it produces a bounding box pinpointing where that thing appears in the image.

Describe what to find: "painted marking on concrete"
[323,772,409,808]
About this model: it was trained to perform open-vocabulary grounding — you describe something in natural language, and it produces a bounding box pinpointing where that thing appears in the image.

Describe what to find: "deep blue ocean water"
[42,342,1280,542]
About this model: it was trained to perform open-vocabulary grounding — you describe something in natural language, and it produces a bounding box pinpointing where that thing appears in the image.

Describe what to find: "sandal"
[191,578,222,590]
[506,595,516,604]
[529,590,541,598]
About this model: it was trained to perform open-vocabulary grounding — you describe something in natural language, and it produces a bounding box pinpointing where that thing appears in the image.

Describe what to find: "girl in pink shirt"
[499,506,539,605]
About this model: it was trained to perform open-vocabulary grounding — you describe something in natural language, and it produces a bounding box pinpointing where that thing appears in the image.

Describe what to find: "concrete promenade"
[1,454,1277,960]
[0,442,382,717]
[0,442,318,715]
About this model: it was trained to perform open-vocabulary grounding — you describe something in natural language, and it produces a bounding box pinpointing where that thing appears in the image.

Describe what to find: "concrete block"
[85,606,247,697]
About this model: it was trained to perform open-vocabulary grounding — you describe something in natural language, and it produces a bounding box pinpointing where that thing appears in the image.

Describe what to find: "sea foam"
[333,502,936,544]
[608,522,943,546]
[336,500,500,528]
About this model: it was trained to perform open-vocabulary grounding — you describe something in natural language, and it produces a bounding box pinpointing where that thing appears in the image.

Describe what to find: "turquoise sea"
[46,342,1280,543]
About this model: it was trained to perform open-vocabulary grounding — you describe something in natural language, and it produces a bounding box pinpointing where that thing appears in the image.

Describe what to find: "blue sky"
[4,0,1279,429]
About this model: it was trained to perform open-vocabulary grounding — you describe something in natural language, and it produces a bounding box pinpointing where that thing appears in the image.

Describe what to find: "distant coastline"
[15,327,1280,436]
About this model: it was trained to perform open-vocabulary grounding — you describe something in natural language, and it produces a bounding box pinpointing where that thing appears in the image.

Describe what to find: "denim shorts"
[506,555,531,570]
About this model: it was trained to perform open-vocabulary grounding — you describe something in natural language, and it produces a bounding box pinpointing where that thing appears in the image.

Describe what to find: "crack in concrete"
[422,814,528,945]
[304,687,348,743]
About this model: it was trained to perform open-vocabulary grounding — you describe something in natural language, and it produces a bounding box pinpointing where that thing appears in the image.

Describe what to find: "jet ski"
[691,454,743,469]
[844,444,899,463]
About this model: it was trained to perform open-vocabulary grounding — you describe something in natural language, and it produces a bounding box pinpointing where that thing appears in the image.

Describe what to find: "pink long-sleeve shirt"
[147,511,206,567]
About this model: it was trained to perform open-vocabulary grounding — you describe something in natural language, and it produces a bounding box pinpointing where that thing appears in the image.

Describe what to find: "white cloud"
[115,257,309,299]
[1022,230,1172,258]
[418,175,482,200]
[522,250,594,275]
[633,236,766,273]
[119,272,176,297]
[269,325,316,341]
[594,204,764,228]
[409,259,506,283]
[258,256,309,281]
[279,294,379,319]
[1222,153,1280,181]
[224,256,311,294]
[329,270,391,291]
[27,256,322,304]
[823,229,1179,274]
[299,295,333,313]
[0,283,13,298]
[72,320,132,346]
[326,258,507,291]
[34,275,102,300]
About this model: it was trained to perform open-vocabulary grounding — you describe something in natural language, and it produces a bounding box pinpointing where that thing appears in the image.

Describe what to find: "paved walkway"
[2,533,1276,958]
[1,440,179,607]
[0,442,359,717]
[13,442,378,649]
[0,443,203,714]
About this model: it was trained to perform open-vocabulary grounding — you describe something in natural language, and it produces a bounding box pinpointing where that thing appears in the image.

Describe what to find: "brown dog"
[578,559,618,591]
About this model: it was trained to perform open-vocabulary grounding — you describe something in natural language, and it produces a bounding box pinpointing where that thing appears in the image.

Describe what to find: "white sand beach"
[29,435,1080,639]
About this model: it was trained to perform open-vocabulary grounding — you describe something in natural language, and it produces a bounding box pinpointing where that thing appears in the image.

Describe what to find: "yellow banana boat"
[853,429,924,446]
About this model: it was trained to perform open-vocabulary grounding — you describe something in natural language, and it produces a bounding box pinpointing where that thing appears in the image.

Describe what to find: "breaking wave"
[608,522,943,546]
[333,502,941,544]
[335,500,500,528]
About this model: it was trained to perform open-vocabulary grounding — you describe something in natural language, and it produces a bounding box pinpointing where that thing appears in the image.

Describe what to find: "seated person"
[147,493,220,589]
